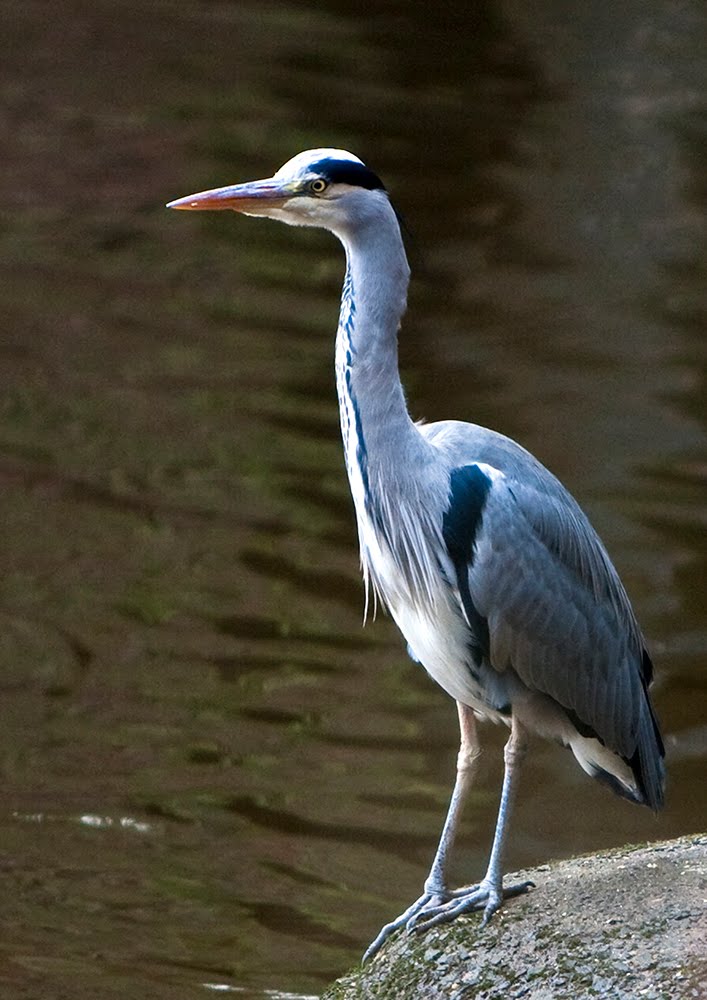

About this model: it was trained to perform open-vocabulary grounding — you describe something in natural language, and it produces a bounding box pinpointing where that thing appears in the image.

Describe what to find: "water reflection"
[0,0,704,997]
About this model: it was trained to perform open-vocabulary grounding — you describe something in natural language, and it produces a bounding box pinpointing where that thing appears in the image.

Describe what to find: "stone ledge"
[322,835,706,999]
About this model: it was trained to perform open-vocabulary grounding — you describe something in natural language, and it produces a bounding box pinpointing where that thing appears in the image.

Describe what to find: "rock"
[322,835,706,999]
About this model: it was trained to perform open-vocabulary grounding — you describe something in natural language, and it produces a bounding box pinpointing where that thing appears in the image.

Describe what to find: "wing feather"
[467,477,648,760]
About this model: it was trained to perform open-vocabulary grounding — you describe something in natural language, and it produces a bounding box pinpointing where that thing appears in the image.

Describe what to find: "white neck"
[329,194,445,618]
[334,198,423,499]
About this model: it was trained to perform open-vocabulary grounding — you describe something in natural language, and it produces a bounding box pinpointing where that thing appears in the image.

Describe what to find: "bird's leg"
[363,702,481,962]
[364,713,535,961]
[410,714,533,933]
[417,700,482,901]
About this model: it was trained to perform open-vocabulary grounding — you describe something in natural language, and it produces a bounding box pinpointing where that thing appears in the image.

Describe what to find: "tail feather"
[630,689,665,811]
[570,733,641,802]
[570,690,665,810]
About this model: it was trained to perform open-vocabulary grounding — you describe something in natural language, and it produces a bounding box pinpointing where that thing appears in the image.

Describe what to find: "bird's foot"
[408,876,534,934]
[362,878,534,962]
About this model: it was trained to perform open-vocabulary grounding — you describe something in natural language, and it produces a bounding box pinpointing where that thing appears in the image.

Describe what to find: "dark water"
[1,1,705,997]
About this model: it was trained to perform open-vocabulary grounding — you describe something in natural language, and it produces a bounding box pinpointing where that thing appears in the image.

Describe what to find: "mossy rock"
[323,835,706,999]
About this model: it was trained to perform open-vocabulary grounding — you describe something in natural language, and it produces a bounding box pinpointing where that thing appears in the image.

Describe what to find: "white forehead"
[274,148,364,180]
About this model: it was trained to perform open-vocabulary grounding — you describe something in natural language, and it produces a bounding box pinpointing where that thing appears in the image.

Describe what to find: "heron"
[167,149,665,961]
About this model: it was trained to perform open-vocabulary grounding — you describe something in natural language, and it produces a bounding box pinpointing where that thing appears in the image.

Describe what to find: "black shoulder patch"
[443,465,493,658]
[309,158,386,191]
[443,465,492,568]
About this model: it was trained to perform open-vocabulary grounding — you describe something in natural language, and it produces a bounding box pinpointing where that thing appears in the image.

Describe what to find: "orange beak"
[166,178,296,213]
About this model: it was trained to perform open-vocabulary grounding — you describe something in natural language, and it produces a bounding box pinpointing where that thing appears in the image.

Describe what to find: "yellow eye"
[310,178,328,194]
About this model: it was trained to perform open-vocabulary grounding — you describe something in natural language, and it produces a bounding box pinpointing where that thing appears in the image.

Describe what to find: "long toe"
[364,879,535,960]
[411,878,534,934]
[363,891,436,962]
[404,884,479,933]
[480,883,503,926]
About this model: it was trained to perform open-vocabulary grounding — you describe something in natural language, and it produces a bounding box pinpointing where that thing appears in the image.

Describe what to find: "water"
[0,0,704,997]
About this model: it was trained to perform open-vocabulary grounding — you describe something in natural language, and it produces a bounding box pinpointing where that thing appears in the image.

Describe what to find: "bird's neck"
[335,209,424,513]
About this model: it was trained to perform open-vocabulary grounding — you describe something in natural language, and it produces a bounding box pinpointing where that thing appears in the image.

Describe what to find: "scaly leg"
[364,702,480,961]
[363,709,532,962]
[409,713,532,933]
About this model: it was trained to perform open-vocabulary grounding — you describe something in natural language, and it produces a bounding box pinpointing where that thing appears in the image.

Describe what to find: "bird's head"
[167,148,390,238]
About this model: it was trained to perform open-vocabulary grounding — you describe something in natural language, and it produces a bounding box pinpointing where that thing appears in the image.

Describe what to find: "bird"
[167,149,665,961]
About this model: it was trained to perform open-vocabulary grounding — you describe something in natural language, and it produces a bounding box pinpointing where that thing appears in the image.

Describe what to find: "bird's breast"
[355,500,501,718]
[389,590,503,718]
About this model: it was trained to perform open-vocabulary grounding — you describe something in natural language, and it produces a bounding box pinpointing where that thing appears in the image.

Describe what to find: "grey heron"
[167,149,665,961]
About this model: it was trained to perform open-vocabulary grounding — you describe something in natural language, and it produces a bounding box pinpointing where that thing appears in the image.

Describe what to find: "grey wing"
[464,476,662,800]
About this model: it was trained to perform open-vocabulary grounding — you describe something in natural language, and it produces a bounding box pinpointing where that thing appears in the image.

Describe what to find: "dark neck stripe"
[310,158,385,191]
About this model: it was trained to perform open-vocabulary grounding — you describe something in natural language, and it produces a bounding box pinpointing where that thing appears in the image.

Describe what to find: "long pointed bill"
[166,178,297,213]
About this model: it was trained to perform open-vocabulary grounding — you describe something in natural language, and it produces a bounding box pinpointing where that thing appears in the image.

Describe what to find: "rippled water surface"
[1,1,705,997]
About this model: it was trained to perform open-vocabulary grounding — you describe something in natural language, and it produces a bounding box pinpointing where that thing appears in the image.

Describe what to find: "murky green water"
[0,1,704,997]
